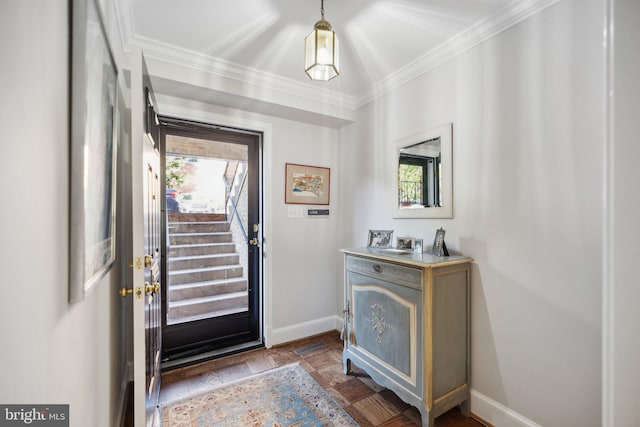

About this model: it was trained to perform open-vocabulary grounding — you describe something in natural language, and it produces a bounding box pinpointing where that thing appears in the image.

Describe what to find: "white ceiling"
[117,0,556,120]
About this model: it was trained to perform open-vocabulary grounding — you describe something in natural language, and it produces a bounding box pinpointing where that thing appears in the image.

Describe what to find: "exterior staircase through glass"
[166,218,248,325]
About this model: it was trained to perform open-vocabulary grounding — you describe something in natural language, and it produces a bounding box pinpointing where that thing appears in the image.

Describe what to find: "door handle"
[145,281,160,295]
[119,286,143,299]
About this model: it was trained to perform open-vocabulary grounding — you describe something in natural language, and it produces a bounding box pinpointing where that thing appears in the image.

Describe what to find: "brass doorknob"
[120,287,142,299]
[145,282,160,295]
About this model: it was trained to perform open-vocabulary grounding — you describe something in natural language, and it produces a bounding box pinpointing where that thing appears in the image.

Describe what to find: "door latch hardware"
[120,286,143,299]
[144,255,153,268]
[145,281,160,295]
[249,238,259,246]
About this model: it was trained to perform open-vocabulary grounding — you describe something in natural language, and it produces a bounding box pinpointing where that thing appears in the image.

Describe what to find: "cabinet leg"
[459,400,470,417]
[419,408,434,427]
[343,357,352,375]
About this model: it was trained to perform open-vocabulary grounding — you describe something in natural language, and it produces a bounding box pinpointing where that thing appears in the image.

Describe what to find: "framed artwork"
[431,227,449,257]
[69,0,118,303]
[285,163,330,205]
[367,230,394,248]
[396,237,415,250]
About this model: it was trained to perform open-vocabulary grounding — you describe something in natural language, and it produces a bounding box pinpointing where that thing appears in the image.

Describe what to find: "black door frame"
[158,116,263,367]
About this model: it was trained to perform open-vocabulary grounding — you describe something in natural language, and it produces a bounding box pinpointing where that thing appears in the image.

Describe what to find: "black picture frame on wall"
[69,0,118,303]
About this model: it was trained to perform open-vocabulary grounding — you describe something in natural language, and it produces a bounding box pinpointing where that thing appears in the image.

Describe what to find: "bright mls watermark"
[0,405,68,426]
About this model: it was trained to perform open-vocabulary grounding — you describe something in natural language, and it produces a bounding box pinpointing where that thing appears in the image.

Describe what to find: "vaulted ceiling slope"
[115,0,560,126]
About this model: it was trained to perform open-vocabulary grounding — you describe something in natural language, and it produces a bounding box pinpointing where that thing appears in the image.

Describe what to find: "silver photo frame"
[396,237,415,250]
[430,228,449,257]
[69,0,118,303]
[367,230,394,248]
[413,238,423,253]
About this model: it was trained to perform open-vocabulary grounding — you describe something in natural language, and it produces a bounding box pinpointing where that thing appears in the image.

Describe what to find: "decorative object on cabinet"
[341,248,472,426]
[431,227,449,257]
[367,230,394,248]
[285,163,330,205]
[414,238,424,253]
[392,124,453,219]
[396,237,416,250]
[69,0,118,303]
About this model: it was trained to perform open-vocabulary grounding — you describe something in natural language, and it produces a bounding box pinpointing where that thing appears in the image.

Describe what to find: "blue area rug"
[163,364,358,426]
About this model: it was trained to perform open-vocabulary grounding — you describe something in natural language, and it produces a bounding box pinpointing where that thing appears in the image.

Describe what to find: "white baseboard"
[266,315,342,347]
[471,389,542,427]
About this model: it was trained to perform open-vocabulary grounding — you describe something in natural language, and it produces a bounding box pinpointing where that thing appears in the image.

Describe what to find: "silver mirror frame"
[392,123,453,219]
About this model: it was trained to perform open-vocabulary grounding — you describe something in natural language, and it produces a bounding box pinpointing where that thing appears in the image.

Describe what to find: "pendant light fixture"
[305,0,339,81]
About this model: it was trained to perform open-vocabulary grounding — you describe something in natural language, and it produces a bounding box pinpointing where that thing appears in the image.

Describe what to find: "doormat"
[162,364,358,426]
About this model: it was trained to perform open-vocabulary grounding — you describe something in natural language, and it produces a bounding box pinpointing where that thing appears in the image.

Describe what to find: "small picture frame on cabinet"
[413,238,423,253]
[431,228,449,256]
[396,237,415,250]
[367,230,394,248]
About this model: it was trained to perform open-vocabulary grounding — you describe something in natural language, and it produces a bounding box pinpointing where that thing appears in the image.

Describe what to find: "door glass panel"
[165,136,249,326]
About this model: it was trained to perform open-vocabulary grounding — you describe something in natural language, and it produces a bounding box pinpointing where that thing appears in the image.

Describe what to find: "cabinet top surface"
[341,247,473,268]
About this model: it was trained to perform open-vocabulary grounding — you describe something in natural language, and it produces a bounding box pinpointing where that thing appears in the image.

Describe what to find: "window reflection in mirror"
[391,123,452,218]
[398,137,441,208]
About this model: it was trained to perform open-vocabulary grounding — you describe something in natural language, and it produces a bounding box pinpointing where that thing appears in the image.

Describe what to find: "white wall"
[3,0,630,425]
[338,1,603,425]
[604,0,640,424]
[154,95,341,346]
[0,1,127,426]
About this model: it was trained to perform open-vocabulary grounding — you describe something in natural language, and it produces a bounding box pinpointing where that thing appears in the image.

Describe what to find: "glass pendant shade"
[305,20,339,81]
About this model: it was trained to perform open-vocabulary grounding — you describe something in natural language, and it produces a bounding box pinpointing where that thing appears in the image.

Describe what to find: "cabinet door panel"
[347,271,422,390]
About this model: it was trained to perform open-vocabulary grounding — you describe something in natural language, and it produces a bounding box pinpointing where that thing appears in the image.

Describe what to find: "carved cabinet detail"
[342,248,472,427]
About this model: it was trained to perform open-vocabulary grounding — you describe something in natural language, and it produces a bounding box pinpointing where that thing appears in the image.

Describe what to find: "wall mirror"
[392,123,452,218]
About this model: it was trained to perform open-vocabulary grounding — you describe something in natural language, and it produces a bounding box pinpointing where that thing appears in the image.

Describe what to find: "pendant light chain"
[320,0,325,20]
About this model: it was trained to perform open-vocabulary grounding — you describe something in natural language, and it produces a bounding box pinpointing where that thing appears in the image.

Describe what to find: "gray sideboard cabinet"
[340,248,472,427]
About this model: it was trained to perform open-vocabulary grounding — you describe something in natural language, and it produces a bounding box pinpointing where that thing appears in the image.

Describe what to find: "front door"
[159,119,263,364]
[130,49,162,426]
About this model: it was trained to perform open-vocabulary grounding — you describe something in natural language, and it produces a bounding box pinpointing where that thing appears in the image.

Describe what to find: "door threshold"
[161,340,264,371]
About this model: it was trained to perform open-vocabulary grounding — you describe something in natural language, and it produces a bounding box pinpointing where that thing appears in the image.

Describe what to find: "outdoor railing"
[399,180,423,205]
[225,162,248,243]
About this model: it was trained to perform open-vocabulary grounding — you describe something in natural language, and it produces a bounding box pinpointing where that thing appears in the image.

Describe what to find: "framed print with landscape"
[69,0,118,303]
[285,163,330,205]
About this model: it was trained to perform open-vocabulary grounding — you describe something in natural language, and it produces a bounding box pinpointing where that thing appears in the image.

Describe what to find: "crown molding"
[113,0,136,60]
[114,0,358,115]
[115,0,561,114]
[133,33,356,109]
[354,0,562,108]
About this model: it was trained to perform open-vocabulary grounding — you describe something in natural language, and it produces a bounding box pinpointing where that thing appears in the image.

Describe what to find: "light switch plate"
[288,205,305,218]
